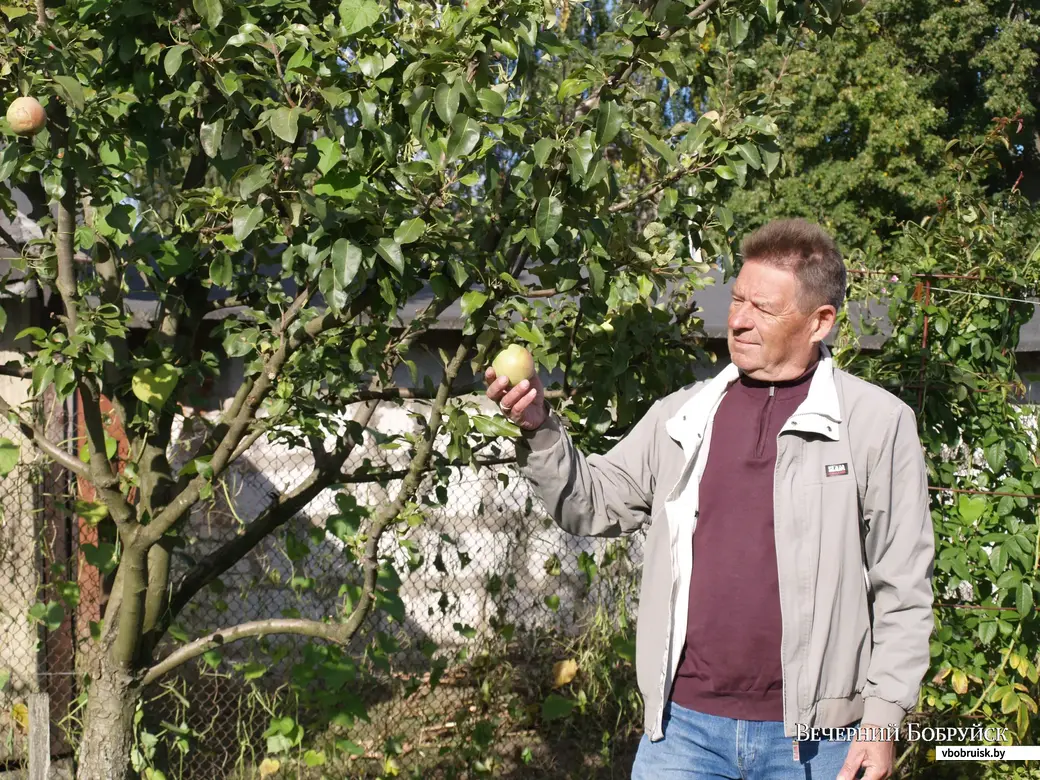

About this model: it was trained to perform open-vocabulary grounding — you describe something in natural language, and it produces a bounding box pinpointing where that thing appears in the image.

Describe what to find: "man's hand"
[484,366,547,431]
[837,725,895,780]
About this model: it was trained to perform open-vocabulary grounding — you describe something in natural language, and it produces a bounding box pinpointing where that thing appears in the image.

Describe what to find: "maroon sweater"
[670,363,816,721]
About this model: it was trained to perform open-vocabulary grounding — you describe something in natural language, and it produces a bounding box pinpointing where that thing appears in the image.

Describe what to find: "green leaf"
[715,165,736,180]
[978,620,998,645]
[0,438,19,478]
[0,144,21,181]
[736,143,762,170]
[533,138,554,167]
[269,107,301,144]
[557,78,591,101]
[0,305,6,336]
[193,0,223,28]
[535,196,563,241]
[331,239,363,288]
[313,137,342,175]
[434,83,459,125]
[237,662,267,681]
[762,0,777,22]
[541,694,576,721]
[200,119,224,159]
[132,364,180,409]
[341,0,382,35]
[303,750,326,767]
[74,500,109,525]
[460,291,488,319]
[634,128,678,167]
[394,217,426,245]
[82,542,118,573]
[52,76,85,111]
[471,415,521,437]
[958,494,988,524]
[446,114,481,159]
[1017,581,1034,619]
[477,88,506,117]
[376,238,404,273]
[0,668,10,692]
[569,131,595,177]
[595,101,623,145]
[210,255,232,287]
[336,739,365,756]
[203,650,222,669]
[985,441,1007,474]
[1,6,30,19]
[164,45,190,78]
[28,602,65,632]
[233,205,264,242]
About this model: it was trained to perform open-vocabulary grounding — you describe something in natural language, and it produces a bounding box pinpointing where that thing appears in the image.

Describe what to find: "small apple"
[492,344,535,386]
[6,96,46,136]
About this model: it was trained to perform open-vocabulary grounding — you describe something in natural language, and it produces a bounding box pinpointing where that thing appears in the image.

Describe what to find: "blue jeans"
[631,702,859,780]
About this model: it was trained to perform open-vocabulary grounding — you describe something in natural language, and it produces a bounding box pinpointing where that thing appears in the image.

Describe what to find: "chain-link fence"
[0,393,646,779]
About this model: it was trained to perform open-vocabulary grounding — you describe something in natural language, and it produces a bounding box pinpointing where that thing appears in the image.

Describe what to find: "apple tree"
[0,0,859,776]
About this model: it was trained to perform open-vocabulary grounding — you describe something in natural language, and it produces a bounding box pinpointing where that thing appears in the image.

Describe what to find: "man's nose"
[729,304,753,331]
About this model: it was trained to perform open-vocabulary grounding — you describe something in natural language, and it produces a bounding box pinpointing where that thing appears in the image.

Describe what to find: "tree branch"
[0,392,91,480]
[607,161,714,214]
[0,223,24,256]
[54,171,79,333]
[0,363,32,379]
[142,618,356,686]
[337,317,489,643]
[338,456,518,484]
[78,380,134,525]
[160,400,379,636]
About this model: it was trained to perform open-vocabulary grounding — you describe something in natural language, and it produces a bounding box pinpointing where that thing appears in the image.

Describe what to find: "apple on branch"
[6,96,47,136]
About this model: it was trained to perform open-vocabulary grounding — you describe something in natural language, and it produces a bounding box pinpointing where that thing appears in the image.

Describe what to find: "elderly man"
[485,219,934,780]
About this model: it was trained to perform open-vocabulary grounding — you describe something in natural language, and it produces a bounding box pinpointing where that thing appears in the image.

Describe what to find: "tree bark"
[75,665,138,780]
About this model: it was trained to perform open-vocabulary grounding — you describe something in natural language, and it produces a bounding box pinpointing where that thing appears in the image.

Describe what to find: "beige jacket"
[517,346,935,740]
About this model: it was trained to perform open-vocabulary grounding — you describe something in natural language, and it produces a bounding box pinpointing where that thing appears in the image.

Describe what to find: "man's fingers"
[510,388,539,418]
[836,752,865,780]
[499,380,531,410]
[485,375,511,401]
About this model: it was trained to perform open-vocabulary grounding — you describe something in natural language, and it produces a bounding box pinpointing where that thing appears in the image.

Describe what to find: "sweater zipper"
[755,383,776,458]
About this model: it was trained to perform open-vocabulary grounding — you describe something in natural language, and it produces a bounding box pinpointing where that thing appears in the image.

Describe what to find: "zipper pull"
[769,384,775,397]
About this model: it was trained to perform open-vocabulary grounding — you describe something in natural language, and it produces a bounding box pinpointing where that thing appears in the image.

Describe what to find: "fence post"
[28,692,50,780]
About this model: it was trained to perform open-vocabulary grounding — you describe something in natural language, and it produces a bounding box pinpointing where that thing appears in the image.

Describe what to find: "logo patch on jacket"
[826,463,848,477]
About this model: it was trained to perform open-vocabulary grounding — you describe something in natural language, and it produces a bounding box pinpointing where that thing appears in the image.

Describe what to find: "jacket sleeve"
[514,400,662,537]
[860,402,936,730]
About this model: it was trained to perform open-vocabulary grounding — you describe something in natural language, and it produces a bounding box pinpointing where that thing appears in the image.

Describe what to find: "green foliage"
[834,126,1040,774]
[725,0,1040,253]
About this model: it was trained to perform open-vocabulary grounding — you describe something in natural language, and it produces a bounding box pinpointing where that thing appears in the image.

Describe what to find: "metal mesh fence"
[1,396,646,778]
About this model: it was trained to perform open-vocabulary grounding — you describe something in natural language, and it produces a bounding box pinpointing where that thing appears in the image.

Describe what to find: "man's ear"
[809,305,838,344]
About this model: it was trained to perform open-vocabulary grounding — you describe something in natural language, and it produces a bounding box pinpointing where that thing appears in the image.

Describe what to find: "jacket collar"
[666,343,842,455]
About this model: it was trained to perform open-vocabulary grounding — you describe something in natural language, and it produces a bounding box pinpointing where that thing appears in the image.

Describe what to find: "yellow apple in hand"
[492,344,535,386]
[6,96,46,136]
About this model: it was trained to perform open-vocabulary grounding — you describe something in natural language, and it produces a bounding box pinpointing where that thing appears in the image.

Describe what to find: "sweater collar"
[666,343,842,454]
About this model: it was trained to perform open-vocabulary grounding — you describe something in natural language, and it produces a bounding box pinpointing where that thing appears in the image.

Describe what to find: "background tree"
[0,0,853,776]
[720,0,1039,253]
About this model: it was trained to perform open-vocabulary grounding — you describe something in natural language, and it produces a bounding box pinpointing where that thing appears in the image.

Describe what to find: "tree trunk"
[76,665,138,780]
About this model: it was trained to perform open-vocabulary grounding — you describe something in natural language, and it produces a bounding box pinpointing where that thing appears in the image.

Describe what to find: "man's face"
[727,261,833,380]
